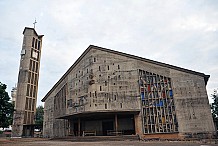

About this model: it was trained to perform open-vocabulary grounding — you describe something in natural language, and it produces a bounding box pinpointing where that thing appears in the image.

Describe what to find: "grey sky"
[0,0,218,106]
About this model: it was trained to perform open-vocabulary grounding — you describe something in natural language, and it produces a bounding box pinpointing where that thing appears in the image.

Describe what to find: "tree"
[0,82,14,129]
[35,105,44,131]
[211,89,218,129]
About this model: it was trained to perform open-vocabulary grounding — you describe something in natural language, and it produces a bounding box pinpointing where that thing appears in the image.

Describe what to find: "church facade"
[42,45,215,139]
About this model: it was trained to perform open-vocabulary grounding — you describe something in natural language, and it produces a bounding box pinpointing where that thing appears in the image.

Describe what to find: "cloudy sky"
[0,0,218,106]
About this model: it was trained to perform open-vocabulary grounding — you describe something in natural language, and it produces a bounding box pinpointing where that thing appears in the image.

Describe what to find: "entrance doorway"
[102,121,114,136]
[73,123,78,136]
[23,125,34,137]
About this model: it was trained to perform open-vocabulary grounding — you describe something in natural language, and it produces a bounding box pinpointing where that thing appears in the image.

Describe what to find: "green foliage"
[0,82,14,129]
[211,89,218,129]
[35,105,44,131]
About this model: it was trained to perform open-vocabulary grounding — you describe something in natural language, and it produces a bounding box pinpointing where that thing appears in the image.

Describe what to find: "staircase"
[53,135,139,142]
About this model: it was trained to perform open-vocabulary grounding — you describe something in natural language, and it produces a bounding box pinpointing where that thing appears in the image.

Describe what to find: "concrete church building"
[42,45,215,139]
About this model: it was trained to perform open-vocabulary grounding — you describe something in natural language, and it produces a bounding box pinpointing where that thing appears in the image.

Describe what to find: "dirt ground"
[0,138,217,146]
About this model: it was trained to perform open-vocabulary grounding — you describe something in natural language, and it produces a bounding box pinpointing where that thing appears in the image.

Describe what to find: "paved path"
[0,138,217,146]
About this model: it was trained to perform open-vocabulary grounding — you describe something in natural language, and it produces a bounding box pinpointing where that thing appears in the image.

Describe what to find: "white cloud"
[0,0,218,105]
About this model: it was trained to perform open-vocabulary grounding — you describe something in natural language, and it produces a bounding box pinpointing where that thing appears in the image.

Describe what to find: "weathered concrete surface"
[0,138,217,146]
[42,46,215,139]
[12,28,43,137]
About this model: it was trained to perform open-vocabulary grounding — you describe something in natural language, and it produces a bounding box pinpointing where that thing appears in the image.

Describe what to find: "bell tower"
[12,27,43,137]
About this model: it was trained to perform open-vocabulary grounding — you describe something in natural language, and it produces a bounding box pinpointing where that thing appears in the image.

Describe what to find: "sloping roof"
[23,27,44,38]
[41,45,210,102]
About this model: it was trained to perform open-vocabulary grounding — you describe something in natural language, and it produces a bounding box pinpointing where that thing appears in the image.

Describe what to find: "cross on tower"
[33,19,37,29]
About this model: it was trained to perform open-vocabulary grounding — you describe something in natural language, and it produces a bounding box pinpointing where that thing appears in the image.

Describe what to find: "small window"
[90,92,92,97]
[108,65,109,70]
[100,86,102,91]
[105,81,107,86]
[32,99,35,111]
[35,62,38,72]
[30,85,33,97]
[32,61,35,72]
[105,104,107,109]
[99,74,101,77]
[120,103,122,108]
[28,72,31,83]
[95,91,97,97]
[94,58,96,62]
[35,39,38,49]
[29,60,32,71]
[118,65,120,69]
[108,76,110,79]
[114,83,116,85]
[34,74,37,85]
[99,66,101,71]
[76,74,77,78]
[87,69,88,73]
[26,84,30,96]
[32,37,35,47]
[38,40,40,50]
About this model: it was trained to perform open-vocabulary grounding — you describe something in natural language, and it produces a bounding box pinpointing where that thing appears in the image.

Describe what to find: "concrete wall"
[43,94,54,138]
[171,70,215,138]
[135,59,215,138]
[53,119,68,138]
[66,49,141,116]
[43,47,215,139]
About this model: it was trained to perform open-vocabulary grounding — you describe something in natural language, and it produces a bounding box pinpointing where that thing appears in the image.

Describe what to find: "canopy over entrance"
[58,111,140,136]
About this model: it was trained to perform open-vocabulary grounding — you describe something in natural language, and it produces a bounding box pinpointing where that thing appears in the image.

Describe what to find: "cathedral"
[41,45,215,139]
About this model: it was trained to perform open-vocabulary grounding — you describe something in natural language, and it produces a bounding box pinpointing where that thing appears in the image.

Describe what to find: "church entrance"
[22,125,34,137]
[68,112,137,136]
[102,121,114,136]
[73,122,78,136]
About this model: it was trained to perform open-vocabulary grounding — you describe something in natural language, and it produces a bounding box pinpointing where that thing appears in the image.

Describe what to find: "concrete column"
[134,114,143,135]
[69,120,71,136]
[115,114,118,133]
[66,120,68,136]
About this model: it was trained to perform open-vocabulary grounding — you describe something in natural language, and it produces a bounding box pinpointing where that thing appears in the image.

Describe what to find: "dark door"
[74,123,78,136]
[102,121,114,136]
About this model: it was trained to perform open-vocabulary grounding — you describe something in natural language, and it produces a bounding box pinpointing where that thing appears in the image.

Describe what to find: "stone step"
[53,135,139,142]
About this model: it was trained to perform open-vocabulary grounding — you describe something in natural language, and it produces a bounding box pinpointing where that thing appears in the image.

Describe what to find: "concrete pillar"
[65,120,67,136]
[67,120,70,136]
[134,113,143,135]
